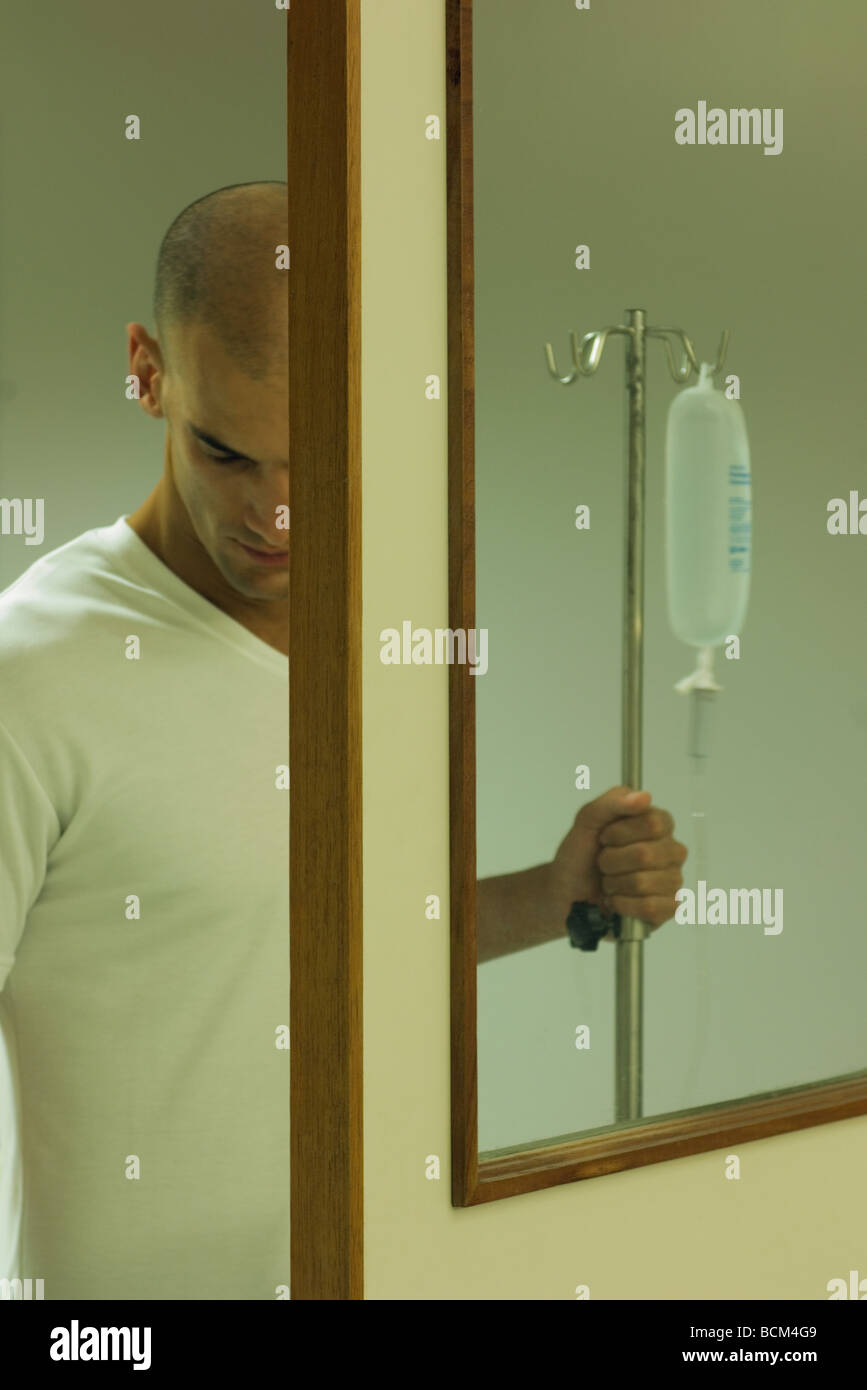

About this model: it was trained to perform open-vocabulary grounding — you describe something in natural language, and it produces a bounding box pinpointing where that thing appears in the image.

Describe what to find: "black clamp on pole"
[565,900,622,952]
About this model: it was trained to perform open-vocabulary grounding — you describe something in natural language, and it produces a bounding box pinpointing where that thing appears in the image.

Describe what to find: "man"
[0,179,685,1300]
[0,181,291,1300]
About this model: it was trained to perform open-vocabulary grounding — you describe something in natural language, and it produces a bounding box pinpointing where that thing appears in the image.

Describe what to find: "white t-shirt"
[0,516,290,1300]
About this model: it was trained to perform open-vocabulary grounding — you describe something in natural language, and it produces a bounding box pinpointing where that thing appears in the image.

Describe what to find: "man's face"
[158,321,289,601]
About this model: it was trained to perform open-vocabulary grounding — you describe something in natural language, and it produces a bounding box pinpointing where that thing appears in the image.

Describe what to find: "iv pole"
[544,308,729,1123]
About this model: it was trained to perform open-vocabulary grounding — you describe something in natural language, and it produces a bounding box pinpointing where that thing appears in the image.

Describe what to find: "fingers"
[598,807,674,847]
[603,893,680,927]
[595,802,688,931]
[598,836,688,875]
[601,867,684,899]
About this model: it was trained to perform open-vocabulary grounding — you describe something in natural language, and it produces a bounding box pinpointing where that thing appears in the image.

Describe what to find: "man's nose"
[249,495,289,549]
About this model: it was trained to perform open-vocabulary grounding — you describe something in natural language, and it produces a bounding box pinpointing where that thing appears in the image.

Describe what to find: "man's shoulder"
[0,522,122,660]
[0,523,128,789]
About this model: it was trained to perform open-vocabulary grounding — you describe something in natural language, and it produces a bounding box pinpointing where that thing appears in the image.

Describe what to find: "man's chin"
[223,564,288,600]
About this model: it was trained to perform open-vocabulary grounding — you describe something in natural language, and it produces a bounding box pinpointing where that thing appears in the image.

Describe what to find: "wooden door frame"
[288,0,363,1299]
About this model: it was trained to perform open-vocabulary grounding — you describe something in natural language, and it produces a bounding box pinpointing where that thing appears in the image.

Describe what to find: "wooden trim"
[289,2,363,1296]
[475,1073,867,1200]
[445,0,867,1208]
[447,0,480,1209]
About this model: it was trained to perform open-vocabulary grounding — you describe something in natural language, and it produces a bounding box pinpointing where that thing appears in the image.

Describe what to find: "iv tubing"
[681,673,716,1110]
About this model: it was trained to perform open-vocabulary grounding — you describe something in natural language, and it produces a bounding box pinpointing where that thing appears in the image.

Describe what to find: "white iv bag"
[664,362,751,1102]
[665,362,751,686]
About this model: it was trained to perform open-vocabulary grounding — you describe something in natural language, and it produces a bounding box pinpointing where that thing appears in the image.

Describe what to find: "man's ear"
[126,323,166,420]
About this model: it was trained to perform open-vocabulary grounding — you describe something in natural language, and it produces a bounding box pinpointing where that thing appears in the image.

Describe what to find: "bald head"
[153,181,287,384]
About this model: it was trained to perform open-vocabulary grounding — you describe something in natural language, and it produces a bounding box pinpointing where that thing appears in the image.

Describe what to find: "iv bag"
[665,362,751,650]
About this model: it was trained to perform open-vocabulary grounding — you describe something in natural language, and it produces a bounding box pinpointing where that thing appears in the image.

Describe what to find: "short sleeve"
[0,719,60,992]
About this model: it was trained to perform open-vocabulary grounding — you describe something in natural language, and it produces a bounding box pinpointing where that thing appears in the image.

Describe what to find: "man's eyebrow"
[189,423,243,454]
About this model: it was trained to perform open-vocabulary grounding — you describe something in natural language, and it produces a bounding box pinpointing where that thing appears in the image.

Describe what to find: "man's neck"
[126,486,289,658]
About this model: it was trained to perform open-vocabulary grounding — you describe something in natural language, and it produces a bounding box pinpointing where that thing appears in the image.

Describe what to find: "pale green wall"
[361,0,865,1300]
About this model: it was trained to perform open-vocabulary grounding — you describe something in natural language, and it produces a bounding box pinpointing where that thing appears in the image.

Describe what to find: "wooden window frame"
[444,0,867,1208]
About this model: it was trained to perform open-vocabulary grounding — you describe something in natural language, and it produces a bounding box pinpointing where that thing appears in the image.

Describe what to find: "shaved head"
[127,179,289,646]
[152,181,287,383]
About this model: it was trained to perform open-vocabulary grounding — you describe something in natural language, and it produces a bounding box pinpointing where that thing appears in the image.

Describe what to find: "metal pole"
[544,311,729,1126]
[616,307,650,1123]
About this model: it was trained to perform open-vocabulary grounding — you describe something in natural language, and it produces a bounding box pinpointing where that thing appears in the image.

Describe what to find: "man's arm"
[0,717,57,993]
[476,862,568,965]
[475,788,688,964]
